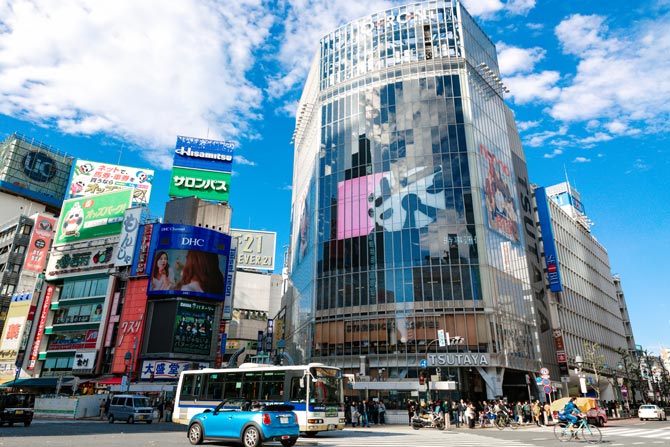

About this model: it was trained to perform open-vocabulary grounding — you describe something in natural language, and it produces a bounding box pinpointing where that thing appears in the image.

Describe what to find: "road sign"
[543,385,552,394]
[543,378,550,385]
[540,367,549,376]
[438,330,446,347]
[536,377,542,385]
[420,359,428,369]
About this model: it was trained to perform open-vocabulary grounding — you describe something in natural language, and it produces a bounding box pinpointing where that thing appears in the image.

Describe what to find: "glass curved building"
[285,0,541,402]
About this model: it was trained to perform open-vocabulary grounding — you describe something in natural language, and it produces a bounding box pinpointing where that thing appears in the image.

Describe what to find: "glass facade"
[287,1,540,401]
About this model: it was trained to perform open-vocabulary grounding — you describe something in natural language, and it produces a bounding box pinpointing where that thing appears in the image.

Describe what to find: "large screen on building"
[172,301,215,356]
[147,224,233,300]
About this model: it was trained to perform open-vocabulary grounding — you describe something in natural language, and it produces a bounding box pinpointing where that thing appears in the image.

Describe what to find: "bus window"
[223,372,242,399]
[261,371,285,400]
[289,377,306,402]
[241,372,262,401]
[205,374,224,400]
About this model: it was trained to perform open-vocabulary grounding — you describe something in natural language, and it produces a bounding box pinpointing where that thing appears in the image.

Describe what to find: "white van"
[108,394,155,424]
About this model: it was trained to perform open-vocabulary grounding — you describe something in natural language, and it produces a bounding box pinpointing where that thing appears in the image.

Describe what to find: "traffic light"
[419,373,425,385]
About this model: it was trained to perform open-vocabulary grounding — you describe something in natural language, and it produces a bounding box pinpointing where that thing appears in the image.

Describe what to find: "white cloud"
[516,120,541,131]
[524,125,568,148]
[497,43,545,75]
[234,155,257,167]
[461,0,505,16]
[573,156,591,163]
[505,0,536,15]
[549,12,670,134]
[543,148,563,159]
[0,0,275,169]
[505,71,561,104]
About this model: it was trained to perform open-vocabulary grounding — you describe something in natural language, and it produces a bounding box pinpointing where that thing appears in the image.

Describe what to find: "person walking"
[378,400,386,425]
[532,400,541,426]
[99,397,108,420]
[407,400,415,426]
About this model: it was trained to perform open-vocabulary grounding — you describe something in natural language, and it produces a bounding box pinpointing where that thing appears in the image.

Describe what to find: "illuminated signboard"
[535,187,563,292]
[168,166,231,203]
[147,224,233,300]
[68,159,154,205]
[173,135,234,173]
[231,229,276,271]
[54,188,132,245]
[172,301,216,356]
[23,215,56,273]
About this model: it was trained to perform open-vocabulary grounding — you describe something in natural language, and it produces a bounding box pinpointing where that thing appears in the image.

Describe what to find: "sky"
[0,0,668,354]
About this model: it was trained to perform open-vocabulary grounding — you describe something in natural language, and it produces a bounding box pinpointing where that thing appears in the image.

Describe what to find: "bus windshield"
[309,367,342,405]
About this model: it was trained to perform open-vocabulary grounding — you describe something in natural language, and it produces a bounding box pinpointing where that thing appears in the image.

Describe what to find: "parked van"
[108,394,155,424]
[0,393,35,427]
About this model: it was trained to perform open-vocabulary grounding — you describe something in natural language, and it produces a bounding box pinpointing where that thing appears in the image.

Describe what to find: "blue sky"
[0,0,668,354]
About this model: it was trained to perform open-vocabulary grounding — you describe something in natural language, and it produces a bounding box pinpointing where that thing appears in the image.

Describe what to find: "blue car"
[187,399,299,447]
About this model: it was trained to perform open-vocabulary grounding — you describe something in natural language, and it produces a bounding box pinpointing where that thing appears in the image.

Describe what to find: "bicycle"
[495,412,519,430]
[553,415,602,444]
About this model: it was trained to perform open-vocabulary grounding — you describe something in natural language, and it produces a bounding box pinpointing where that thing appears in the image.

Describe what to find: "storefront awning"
[97,377,123,385]
[0,377,74,388]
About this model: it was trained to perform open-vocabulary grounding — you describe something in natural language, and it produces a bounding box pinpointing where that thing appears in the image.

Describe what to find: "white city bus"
[173,363,345,437]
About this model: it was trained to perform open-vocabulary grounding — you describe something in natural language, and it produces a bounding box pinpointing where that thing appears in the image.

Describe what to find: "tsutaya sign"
[427,353,491,367]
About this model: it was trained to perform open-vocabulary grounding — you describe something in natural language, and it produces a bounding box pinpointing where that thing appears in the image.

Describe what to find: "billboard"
[28,285,54,370]
[45,237,118,279]
[173,136,234,173]
[68,159,154,205]
[172,301,216,356]
[54,188,132,246]
[147,224,233,300]
[140,359,209,380]
[535,187,563,292]
[114,207,143,267]
[23,214,56,273]
[168,166,231,202]
[478,143,521,243]
[0,133,73,207]
[230,229,276,271]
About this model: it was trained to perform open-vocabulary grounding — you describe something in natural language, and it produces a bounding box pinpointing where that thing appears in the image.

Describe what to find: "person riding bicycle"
[563,397,584,426]
[494,399,511,426]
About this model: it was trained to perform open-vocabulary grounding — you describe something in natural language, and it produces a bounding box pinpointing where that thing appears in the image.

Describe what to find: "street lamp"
[575,354,585,397]
[124,336,137,393]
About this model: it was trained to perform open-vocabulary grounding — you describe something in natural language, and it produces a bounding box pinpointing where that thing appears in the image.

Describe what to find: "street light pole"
[575,354,585,397]
[124,336,138,393]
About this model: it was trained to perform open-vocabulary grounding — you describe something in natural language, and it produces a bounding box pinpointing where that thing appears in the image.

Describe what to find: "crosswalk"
[316,430,539,447]
[520,424,670,441]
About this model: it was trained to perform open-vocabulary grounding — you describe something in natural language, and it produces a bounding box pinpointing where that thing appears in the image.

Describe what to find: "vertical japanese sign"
[535,187,563,292]
[23,215,56,273]
[28,285,54,370]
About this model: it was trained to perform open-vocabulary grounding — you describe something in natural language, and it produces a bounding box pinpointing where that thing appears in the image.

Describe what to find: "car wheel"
[598,417,604,427]
[128,415,135,424]
[108,415,115,424]
[242,425,261,447]
[24,421,31,427]
[281,439,297,447]
[8,422,13,427]
[188,422,204,445]
[147,420,153,424]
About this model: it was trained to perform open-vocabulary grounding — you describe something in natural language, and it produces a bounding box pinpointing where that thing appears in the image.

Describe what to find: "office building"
[285,0,541,401]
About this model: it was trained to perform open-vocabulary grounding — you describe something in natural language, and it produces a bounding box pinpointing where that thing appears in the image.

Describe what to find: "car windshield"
[134,397,151,407]
[641,405,656,409]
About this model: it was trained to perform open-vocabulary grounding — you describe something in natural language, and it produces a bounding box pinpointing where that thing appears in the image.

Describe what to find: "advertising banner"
[68,159,154,205]
[28,285,54,370]
[0,293,32,368]
[173,135,234,173]
[23,215,56,273]
[114,207,143,267]
[535,187,563,292]
[54,188,132,246]
[231,229,276,271]
[147,224,233,300]
[168,166,231,203]
[172,301,216,356]
[222,237,237,319]
[478,143,521,244]
[45,237,118,279]
[140,359,209,380]
[133,223,154,276]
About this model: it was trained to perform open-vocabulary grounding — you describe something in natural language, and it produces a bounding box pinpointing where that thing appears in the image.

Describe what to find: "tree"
[582,342,606,400]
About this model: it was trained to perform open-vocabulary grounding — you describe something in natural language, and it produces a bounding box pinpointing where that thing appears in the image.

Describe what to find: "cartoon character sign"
[61,202,84,238]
